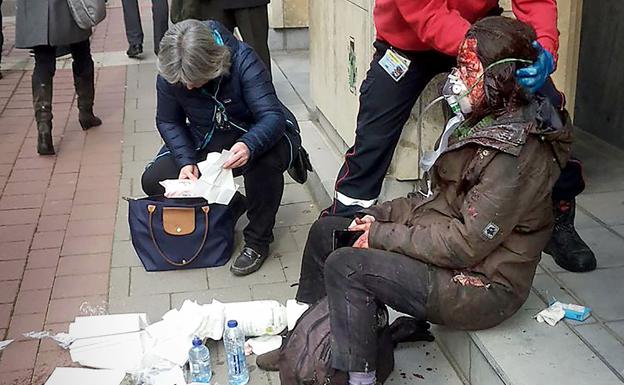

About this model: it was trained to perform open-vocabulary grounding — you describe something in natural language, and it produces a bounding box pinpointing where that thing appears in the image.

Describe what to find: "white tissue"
[159,150,239,204]
[286,300,310,330]
[535,302,566,326]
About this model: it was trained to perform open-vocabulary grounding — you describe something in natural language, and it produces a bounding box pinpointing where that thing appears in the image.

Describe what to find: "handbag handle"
[147,204,210,266]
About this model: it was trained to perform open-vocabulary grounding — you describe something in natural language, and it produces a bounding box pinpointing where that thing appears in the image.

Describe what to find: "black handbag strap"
[147,204,210,266]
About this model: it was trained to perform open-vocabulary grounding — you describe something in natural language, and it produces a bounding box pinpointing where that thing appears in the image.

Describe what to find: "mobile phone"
[332,229,365,250]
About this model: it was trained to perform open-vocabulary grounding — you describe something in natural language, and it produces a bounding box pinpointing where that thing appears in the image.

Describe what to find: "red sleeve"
[395,0,471,56]
[512,0,560,63]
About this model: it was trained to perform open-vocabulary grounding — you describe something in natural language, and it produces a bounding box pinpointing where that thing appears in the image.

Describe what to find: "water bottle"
[189,336,212,383]
[223,320,249,385]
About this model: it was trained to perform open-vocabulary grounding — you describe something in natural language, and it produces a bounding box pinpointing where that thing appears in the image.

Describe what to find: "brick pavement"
[0,2,132,384]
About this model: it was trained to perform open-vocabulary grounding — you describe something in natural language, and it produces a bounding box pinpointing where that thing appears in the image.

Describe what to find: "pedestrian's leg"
[233,6,271,74]
[325,47,454,217]
[230,138,290,276]
[208,7,236,32]
[152,0,169,55]
[324,248,429,374]
[70,40,101,130]
[122,0,145,57]
[141,148,184,195]
[295,216,353,304]
[539,78,596,272]
[32,45,57,155]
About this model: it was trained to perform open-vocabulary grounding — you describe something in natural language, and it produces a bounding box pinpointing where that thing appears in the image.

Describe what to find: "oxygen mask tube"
[417,57,534,131]
[417,58,532,196]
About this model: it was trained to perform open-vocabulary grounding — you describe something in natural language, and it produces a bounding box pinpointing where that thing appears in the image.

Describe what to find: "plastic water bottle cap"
[192,336,203,346]
[227,320,238,328]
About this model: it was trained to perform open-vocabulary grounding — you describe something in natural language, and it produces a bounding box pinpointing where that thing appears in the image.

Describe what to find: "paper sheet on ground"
[160,150,238,204]
[69,313,148,339]
[44,367,125,385]
[152,366,187,385]
[70,331,146,371]
[0,340,13,351]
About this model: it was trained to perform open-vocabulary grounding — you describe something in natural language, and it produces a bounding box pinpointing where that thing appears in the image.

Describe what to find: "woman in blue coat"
[142,20,296,276]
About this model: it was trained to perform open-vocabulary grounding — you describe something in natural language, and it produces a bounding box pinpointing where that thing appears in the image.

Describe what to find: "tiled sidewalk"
[0,3,131,384]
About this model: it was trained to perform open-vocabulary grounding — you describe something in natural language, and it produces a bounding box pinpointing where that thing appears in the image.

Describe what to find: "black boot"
[73,63,101,130]
[544,199,596,272]
[32,80,55,155]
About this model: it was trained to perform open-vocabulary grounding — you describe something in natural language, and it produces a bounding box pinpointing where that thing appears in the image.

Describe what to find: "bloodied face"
[457,38,485,110]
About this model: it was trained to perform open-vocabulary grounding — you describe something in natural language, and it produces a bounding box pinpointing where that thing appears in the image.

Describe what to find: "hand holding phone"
[333,229,365,250]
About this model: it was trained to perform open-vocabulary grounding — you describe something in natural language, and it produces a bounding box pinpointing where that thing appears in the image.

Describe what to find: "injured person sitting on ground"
[260,16,573,383]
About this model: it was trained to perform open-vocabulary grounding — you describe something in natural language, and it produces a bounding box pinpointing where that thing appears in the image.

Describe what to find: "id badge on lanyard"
[378,48,411,82]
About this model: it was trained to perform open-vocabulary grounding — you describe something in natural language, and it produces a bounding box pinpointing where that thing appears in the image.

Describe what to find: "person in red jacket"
[323,0,596,273]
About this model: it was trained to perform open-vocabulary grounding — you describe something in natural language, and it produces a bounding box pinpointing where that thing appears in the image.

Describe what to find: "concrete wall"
[269,0,310,51]
[310,0,375,145]
[269,0,309,28]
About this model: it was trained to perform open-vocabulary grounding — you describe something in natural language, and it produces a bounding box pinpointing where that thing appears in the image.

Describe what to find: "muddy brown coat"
[366,101,572,330]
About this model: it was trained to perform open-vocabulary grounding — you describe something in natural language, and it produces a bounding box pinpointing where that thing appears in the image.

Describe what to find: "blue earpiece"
[212,30,224,46]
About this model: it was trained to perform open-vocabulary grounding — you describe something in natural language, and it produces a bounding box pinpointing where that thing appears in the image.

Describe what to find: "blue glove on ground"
[516,41,555,93]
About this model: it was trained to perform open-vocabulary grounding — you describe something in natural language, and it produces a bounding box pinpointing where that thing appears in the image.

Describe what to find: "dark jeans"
[122,0,169,53]
[141,135,290,253]
[208,5,271,74]
[325,40,584,217]
[296,216,430,372]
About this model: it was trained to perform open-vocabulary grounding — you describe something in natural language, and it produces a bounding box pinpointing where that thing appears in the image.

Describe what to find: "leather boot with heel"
[33,81,55,155]
[74,66,101,130]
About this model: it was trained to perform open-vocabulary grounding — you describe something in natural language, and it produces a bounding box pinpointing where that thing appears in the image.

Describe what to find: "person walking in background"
[122,0,169,58]
[170,0,271,73]
[15,0,102,155]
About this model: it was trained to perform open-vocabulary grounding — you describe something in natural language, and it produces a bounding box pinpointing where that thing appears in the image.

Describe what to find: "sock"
[349,370,376,385]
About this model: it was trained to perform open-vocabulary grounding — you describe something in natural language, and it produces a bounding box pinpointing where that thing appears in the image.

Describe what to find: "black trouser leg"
[69,40,95,110]
[208,8,237,32]
[233,5,271,74]
[324,247,429,372]
[326,43,454,218]
[122,0,144,45]
[152,0,169,54]
[241,138,290,253]
[141,148,186,196]
[32,46,57,122]
[295,216,352,303]
[538,78,585,200]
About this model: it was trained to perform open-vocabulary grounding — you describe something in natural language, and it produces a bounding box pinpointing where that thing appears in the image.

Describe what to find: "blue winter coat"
[155,20,286,168]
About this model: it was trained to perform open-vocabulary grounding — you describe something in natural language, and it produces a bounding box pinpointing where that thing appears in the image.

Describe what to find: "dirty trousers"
[296,216,430,372]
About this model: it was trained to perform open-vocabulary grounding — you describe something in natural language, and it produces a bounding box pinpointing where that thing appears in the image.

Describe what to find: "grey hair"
[157,20,231,86]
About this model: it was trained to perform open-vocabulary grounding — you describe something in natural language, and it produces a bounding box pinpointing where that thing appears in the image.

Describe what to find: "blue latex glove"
[516,41,555,93]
